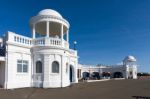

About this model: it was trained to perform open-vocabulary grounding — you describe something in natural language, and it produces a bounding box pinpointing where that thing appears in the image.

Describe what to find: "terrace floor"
[0,78,150,99]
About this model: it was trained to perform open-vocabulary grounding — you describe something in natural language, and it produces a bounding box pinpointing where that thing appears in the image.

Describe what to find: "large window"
[52,61,59,73]
[36,61,42,73]
[17,60,28,73]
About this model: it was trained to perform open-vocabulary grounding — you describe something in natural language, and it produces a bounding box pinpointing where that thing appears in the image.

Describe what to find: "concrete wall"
[126,65,137,79]
[0,61,5,87]
[32,47,78,88]
[80,65,127,79]
[4,43,78,89]
[79,63,138,79]
[6,44,31,89]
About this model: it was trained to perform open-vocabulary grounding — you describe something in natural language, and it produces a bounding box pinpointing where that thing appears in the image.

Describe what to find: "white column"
[32,24,35,39]
[75,61,78,83]
[61,24,64,46]
[43,55,50,88]
[61,55,63,87]
[66,29,69,42]
[46,21,49,37]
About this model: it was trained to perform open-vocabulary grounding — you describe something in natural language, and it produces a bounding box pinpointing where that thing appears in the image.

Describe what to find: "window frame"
[52,61,59,73]
[36,61,42,73]
[17,60,28,73]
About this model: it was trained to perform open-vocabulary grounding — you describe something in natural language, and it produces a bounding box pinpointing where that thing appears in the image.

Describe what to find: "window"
[52,61,59,73]
[36,61,42,73]
[17,37,19,42]
[17,60,28,73]
[22,38,24,43]
[14,36,16,41]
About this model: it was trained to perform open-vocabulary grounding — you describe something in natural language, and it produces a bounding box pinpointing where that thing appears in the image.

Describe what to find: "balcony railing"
[34,37,69,48]
[34,37,61,46]
[7,32,69,49]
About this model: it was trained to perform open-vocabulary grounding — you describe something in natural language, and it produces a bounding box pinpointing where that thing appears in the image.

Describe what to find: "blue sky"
[0,0,150,73]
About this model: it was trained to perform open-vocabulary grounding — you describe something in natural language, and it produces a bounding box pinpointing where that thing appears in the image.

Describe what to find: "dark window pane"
[36,61,42,73]
[17,64,22,72]
[52,61,59,73]
[23,64,28,72]
[23,61,28,64]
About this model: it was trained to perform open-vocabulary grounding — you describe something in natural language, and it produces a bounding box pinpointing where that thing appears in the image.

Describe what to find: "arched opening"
[102,72,111,78]
[113,72,123,78]
[129,71,133,79]
[36,61,42,73]
[70,65,74,82]
[34,61,43,87]
[52,61,59,73]
[82,72,90,80]
[92,72,100,79]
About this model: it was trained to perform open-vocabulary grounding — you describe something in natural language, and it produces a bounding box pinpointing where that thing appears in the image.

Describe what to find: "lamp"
[73,41,77,50]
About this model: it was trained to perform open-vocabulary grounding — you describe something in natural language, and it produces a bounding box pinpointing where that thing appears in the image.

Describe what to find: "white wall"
[80,65,126,78]
[32,47,78,88]
[126,65,137,79]
[6,44,31,89]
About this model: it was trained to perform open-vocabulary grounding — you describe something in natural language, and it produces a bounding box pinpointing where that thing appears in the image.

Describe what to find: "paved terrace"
[0,78,150,99]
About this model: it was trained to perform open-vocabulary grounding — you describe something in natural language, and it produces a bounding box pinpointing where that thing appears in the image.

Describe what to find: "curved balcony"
[33,37,69,49]
[7,31,69,49]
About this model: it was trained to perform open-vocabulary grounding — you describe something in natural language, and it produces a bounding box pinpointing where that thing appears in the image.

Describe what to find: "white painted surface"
[79,55,138,80]
[0,57,5,61]
[38,9,63,18]
[1,9,78,89]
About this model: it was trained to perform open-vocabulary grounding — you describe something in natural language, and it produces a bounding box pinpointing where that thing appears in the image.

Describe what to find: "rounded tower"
[30,9,70,48]
[123,55,137,79]
[30,9,78,88]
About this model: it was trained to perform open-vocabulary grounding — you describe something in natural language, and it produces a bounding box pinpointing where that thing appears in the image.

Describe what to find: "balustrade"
[8,32,70,49]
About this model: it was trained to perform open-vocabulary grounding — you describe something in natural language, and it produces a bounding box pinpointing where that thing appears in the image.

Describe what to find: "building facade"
[0,9,78,89]
[78,56,138,80]
[0,9,137,89]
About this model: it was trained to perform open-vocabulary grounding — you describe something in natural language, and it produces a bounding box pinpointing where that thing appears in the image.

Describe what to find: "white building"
[78,55,138,80]
[0,9,78,89]
[0,9,137,89]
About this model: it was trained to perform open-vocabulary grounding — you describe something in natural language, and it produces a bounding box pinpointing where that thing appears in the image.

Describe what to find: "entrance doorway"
[34,61,43,87]
[70,65,74,82]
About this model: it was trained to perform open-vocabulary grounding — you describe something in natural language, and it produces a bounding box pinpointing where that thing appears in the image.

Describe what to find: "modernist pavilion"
[0,9,137,89]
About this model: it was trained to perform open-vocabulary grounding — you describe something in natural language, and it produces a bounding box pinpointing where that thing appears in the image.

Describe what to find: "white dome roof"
[38,9,62,18]
[124,55,136,62]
